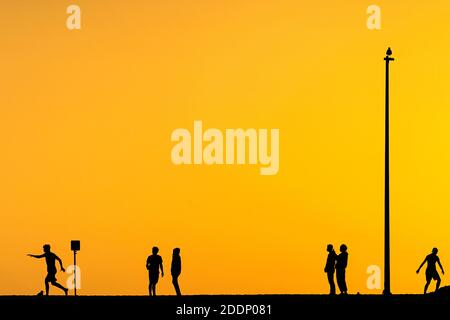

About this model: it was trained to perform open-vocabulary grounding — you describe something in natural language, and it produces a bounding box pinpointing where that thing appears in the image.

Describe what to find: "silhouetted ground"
[2,290,450,319]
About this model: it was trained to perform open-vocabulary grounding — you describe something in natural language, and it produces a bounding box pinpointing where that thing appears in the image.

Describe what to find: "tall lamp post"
[383,47,394,295]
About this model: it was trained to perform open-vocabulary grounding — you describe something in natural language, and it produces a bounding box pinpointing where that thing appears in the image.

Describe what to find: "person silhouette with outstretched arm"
[417,247,445,294]
[336,244,348,295]
[171,248,182,296]
[28,244,68,296]
[146,246,164,296]
[324,244,337,295]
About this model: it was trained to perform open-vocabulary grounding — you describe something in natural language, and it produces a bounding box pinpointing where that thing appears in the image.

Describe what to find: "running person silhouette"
[28,244,68,296]
[146,246,164,296]
[417,247,445,294]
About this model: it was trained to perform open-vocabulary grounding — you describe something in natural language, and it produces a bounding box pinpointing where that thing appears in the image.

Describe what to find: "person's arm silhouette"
[160,258,164,278]
[416,257,426,274]
[438,258,445,275]
[28,254,45,259]
[55,254,65,272]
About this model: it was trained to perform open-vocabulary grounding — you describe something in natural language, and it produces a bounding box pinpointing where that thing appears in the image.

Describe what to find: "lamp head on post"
[385,47,394,61]
[71,240,80,252]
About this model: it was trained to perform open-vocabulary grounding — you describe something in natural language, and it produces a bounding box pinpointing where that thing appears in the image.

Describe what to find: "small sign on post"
[71,240,80,296]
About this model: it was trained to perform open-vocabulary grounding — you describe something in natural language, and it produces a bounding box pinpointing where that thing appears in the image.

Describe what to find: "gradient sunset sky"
[1,0,450,295]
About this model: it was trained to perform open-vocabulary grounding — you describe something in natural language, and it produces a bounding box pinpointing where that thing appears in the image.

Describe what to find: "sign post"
[71,240,80,296]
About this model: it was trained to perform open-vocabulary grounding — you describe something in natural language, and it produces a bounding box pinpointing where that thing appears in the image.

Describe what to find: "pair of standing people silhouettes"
[325,244,348,295]
[146,246,182,296]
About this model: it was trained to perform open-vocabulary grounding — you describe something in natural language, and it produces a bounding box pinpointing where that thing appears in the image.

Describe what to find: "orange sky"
[1,0,450,295]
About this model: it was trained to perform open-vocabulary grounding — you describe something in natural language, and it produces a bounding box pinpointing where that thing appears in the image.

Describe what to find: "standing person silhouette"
[146,246,164,296]
[28,244,68,296]
[417,248,445,294]
[171,248,182,296]
[324,244,337,295]
[336,244,348,295]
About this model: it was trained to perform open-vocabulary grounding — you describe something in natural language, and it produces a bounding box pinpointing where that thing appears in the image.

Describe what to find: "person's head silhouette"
[327,244,334,252]
[340,244,347,253]
[432,247,438,255]
[152,246,159,255]
[43,244,51,253]
[173,248,180,256]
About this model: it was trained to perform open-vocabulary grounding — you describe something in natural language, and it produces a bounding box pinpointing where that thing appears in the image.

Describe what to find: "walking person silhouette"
[324,244,337,295]
[146,246,164,296]
[417,248,445,294]
[28,244,68,296]
[171,248,182,296]
[336,244,348,295]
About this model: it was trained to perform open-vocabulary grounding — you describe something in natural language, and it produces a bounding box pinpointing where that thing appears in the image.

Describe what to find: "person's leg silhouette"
[51,280,68,295]
[149,275,156,296]
[172,275,181,296]
[45,272,67,296]
[336,269,347,294]
[327,271,336,295]
[424,280,431,294]
[149,279,157,296]
[435,274,441,292]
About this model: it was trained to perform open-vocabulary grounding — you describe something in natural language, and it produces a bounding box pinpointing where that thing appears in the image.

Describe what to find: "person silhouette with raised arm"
[324,244,337,295]
[28,244,68,296]
[171,248,182,296]
[417,247,445,294]
[146,246,164,296]
[336,244,348,295]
